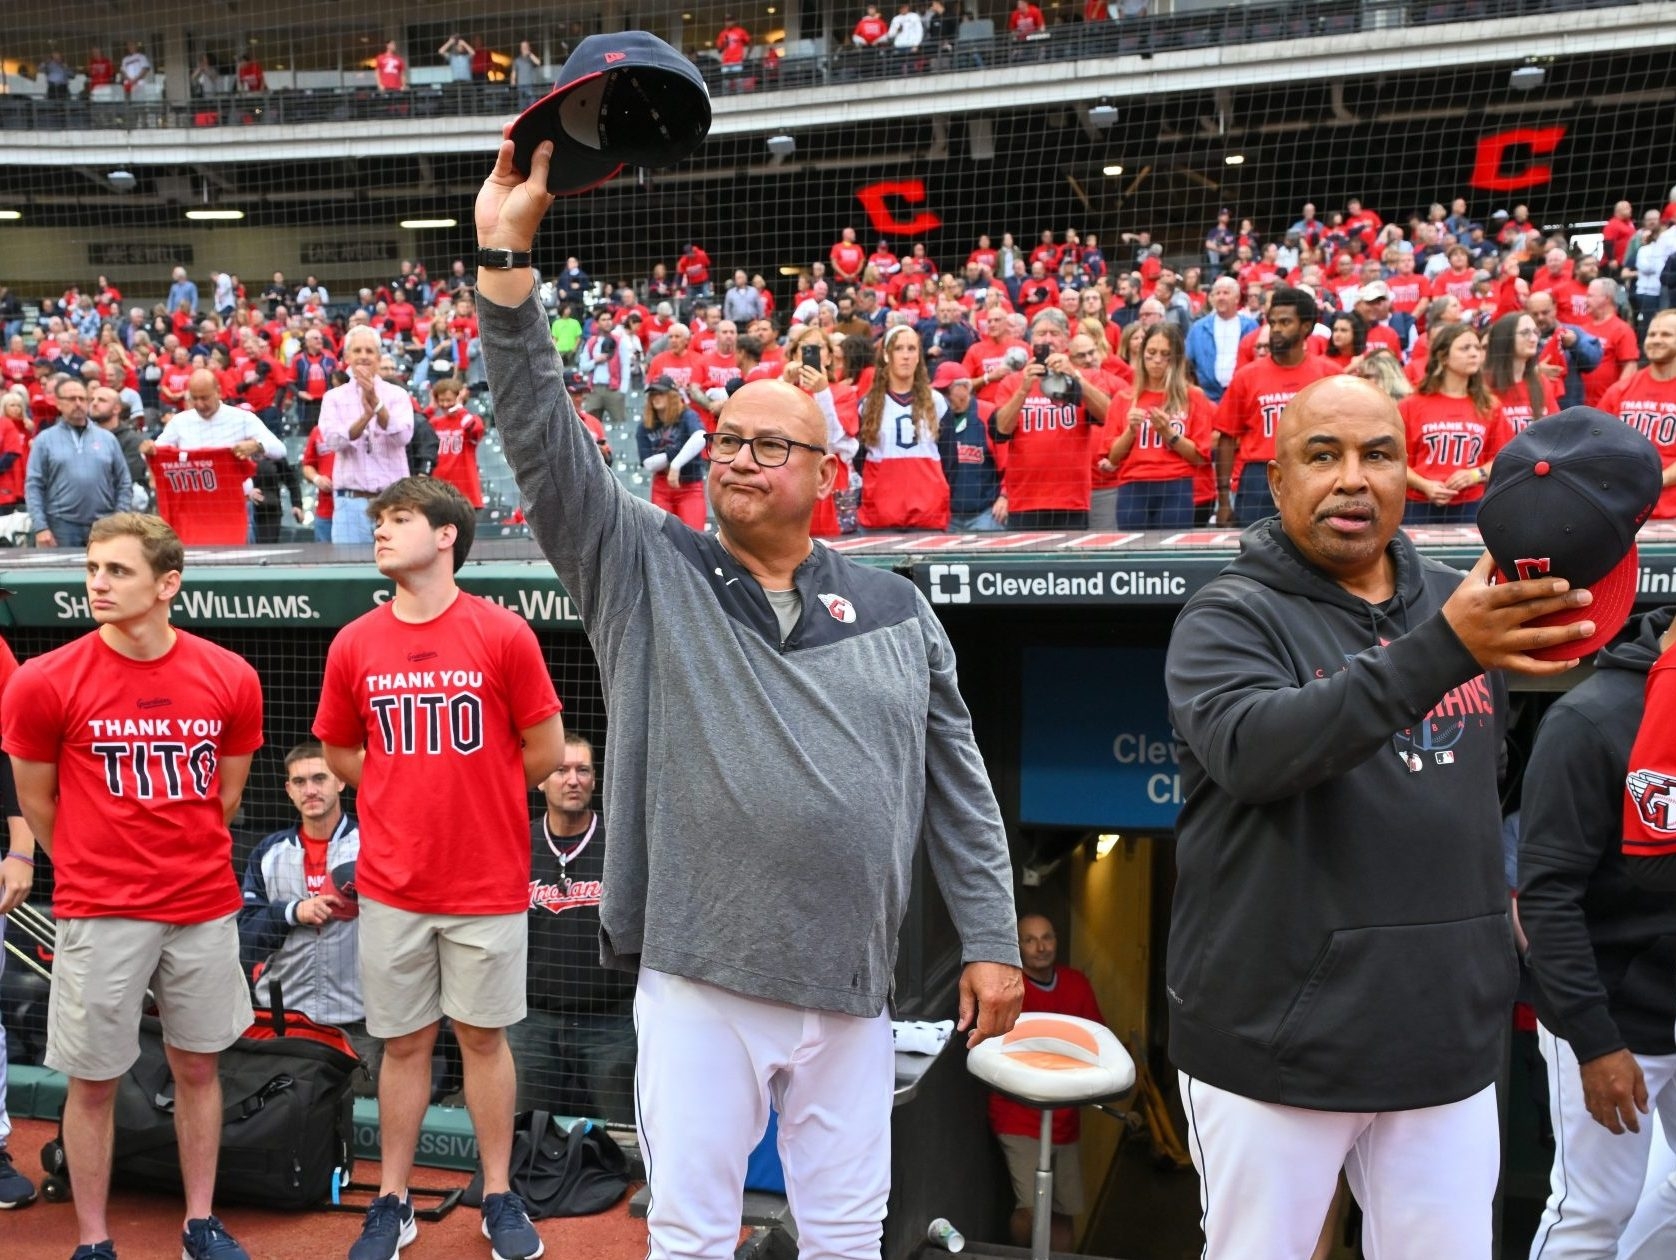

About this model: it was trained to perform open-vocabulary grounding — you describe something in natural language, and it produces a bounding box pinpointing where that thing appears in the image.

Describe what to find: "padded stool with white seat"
[967,1014,1135,1260]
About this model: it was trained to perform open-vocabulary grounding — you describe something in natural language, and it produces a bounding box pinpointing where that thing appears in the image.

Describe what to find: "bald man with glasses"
[24,377,131,548]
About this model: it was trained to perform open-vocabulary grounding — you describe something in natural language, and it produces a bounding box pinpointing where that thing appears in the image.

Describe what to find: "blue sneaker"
[481,1191,544,1260]
[348,1193,417,1260]
[70,1244,117,1260]
[181,1217,248,1260]
[0,1146,36,1208]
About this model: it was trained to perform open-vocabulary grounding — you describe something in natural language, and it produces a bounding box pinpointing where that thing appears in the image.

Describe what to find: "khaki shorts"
[47,914,253,1081]
[997,1132,1086,1216]
[358,898,527,1038]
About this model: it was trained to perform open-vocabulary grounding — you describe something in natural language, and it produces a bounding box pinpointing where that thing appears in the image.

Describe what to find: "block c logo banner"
[855,179,943,237]
[927,563,971,605]
[1469,126,1566,192]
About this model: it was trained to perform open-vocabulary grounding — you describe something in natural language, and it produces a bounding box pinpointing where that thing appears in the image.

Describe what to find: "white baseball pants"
[1180,1072,1499,1260]
[1619,1119,1676,1259]
[1529,1024,1676,1259]
[634,966,895,1260]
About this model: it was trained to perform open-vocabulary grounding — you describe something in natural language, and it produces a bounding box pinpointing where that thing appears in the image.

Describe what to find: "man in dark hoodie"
[1522,607,1676,1257]
[1166,374,1598,1259]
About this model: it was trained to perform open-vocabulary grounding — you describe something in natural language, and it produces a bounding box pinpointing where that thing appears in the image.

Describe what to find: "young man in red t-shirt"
[427,378,485,508]
[829,227,866,285]
[1214,288,1341,525]
[314,477,563,1260]
[988,914,1105,1253]
[3,514,263,1260]
[1600,310,1676,518]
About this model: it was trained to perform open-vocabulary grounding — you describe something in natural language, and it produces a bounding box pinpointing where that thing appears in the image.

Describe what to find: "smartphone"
[1033,344,1051,365]
[801,344,822,370]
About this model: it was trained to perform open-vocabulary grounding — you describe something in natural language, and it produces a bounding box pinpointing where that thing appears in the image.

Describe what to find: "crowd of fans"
[4,184,1676,547]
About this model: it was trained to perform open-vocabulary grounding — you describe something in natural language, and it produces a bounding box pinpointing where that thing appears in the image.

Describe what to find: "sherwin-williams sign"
[1020,645,1183,829]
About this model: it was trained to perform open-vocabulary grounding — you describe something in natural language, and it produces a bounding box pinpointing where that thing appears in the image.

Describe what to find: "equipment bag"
[103,986,359,1210]
[462,1110,630,1218]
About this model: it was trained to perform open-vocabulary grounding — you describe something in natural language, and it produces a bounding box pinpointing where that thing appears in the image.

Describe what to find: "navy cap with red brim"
[509,31,712,195]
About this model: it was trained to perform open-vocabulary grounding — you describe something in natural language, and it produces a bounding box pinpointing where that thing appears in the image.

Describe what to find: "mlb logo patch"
[1435,751,1454,766]
[818,593,856,624]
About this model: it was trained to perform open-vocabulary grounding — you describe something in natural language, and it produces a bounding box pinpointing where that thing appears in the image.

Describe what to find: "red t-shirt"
[647,349,708,403]
[1601,368,1676,518]
[374,52,405,89]
[87,55,115,87]
[1112,387,1215,484]
[716,24,751,64]
[987,966,1105,1143]
[430,405,485,507]
[1009,4,1047,35]
[993,378,1103,513]
[1214,356,1342,484]
[2,631,262,922]
[1430,268,1478,306]
[312,595,563,915]
[0,415,25,506]
[1399,392,1510,504]
[1603,216,1638,267]
[1493,378,1546,436]
[302,427,335,520]
[1385,273,1426,316]
[830,241,865,280]
[1579,313,1641,409]
[854,14,888,43]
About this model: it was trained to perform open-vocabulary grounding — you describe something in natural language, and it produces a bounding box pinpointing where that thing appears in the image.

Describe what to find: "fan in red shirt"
[853,3,889,45]
[868,241,900,277]
[1384,254,1427,321]
[1600,310,1676,518]
[1482,311,1552,437]
[373,41,406,90]
[962,318,1029,406]
[2,513,264,1258]
[1576,279,1642,408]
[967,235,999,277]
[1008,0,1047,36]
[1098,324,1212,529]
[1602,201,1638,267]
[1214,288,1341,525]
[1343,198,1383,250]
[785,329,860,538]
[646,323,708,409]
[1029,230,1061,274]
[987,914,1106,1254]
[716,18,752,65]
[313,477,563,1251]
[676,243,712,295]
[1400,323,1511,524]
[301,424,336,542]
[830,227,866,285]
[1429,247,1479,307]
[85,46,116,88]
[992,312,1114,529]
[1530,247,1583,311]
[427,379,485,508]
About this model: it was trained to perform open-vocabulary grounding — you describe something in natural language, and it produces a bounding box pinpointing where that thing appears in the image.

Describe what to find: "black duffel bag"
[45,989,361,1211]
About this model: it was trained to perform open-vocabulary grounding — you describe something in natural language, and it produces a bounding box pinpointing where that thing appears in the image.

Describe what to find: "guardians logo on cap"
[510,31,712,194]
[1477,406,1662,661]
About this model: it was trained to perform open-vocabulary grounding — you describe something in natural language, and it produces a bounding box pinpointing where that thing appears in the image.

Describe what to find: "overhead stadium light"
[1509,65,1546,90]
[766,134,796,157]
[1102,164,1124,176]
[107,170,137,193]
[1224,153,1246,166]
[1088,101,1118,128]
[185,209,245,221]
[400,218,458,229]
[0,210,20,221]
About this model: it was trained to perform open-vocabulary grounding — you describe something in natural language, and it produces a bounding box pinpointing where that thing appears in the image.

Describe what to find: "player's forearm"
[322,743,365,789]
[12,763,57,858]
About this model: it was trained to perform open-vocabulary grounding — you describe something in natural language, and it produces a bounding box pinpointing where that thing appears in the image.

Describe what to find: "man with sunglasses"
[473,132,1023,1260]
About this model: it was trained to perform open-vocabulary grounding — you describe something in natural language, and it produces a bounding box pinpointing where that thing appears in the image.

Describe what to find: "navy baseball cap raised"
[509,31,712,195]
[1477,406,1662,660]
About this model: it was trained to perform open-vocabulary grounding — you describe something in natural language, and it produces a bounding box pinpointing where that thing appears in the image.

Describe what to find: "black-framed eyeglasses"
[703,432,827,467]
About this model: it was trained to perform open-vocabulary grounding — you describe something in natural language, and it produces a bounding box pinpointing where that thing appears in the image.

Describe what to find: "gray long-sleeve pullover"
[25,420,132,528]
[481,290,1019,1016]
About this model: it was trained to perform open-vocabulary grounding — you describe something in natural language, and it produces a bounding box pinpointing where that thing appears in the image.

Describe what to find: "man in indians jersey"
[714,17,751,92]
[989,914,1105,1254]
[505,733,636,1122]
[991,310,1113,530]
[1601,311,1676,518]
[315,477,563,1260]
[4,514,263,1260]
[1214,287,1341,525]
[373,41,406,90]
